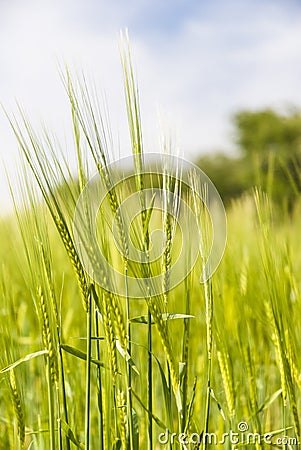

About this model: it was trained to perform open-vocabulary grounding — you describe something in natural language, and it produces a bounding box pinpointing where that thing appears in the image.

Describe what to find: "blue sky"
[1,0,301,211]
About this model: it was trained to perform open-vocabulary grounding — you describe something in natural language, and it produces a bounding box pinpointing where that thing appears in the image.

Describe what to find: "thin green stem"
[47,359,55,450]
[113,385,118,443]
[203,358,212,450]
[203,279,213,450]
[57,330,71,450]
[125,264,135,450]
[85,299,92,450]
[147,307,153,450]
[181,281,191,433]
[144,245,152,450]
[282,399,286,450]
[95,305,104,450]
[56,384,62,450]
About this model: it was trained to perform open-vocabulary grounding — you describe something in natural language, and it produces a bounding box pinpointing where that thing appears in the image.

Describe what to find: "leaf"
[27,441,34,450]
[179,362,186,385]
[77,336,105,341]
[143,193,156,239]
[0,350,48,374]
[116,340,139,375]
[131,408,139,450]
[184,377,197,434]
[130,339,182,425]
[256,388,282,414]
[130,313,194,324]
[154,353,173,431]
[131,389,167,430]
[153,348,183,423]
[209,387,226,421]
[25,428,49,436]
[60,420,85,449]
[267,426,293,437]
[112,438,122,450]
[60,344,106,368]
[175,385,183,420]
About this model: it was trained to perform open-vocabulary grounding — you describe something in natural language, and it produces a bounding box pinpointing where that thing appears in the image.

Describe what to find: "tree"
[234,108,301,208]
[197,108,301,209]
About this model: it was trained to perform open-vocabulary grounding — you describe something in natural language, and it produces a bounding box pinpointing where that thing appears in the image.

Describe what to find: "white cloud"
[1,0,301,212]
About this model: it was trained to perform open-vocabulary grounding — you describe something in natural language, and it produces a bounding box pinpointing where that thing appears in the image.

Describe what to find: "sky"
[1,0,301,212]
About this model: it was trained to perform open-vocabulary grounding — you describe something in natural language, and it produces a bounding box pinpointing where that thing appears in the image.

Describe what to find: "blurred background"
[1,0,301,213]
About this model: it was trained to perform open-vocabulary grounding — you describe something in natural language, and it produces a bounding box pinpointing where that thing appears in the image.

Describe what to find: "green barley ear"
[91,249,128,351]
[100,291,118,383]
[285,328,301,391]
[65,72,130,264]
[117,390,127,449]
[239,252,249,297]
[7,108,91,314]
[217,345,235,419]
[255,189,300,443]
[108,291,127,352]
[265,300,301,443]
[54,216,90,312]
[161,136,180,303]
[0,272,26,450]
[120,31,144,196]
[38,240,60,332]
[8,370,25,450]
[37,286,58,384]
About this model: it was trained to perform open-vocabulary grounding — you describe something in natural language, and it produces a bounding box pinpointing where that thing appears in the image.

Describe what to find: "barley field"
[1,45,301,450]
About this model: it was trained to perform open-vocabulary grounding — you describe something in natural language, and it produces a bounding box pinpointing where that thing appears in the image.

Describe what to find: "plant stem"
[144,243,152,449]
[148,307,153,450]
[125,264,135,450]
[282,400,286,450]
[95,305,104,450]
[181,278,191,433]
[203,279,213,450]
[58,330,71,450]
[203,358,212,450]
[85,298,92,450]
[47,359,55,450]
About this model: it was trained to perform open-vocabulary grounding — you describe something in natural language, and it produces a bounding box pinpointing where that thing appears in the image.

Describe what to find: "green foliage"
[197,153,251,202]
[197,108,301,209]
[234,108,301,158]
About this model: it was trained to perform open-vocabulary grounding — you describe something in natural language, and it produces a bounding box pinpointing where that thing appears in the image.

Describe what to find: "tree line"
[196,108,301,211]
